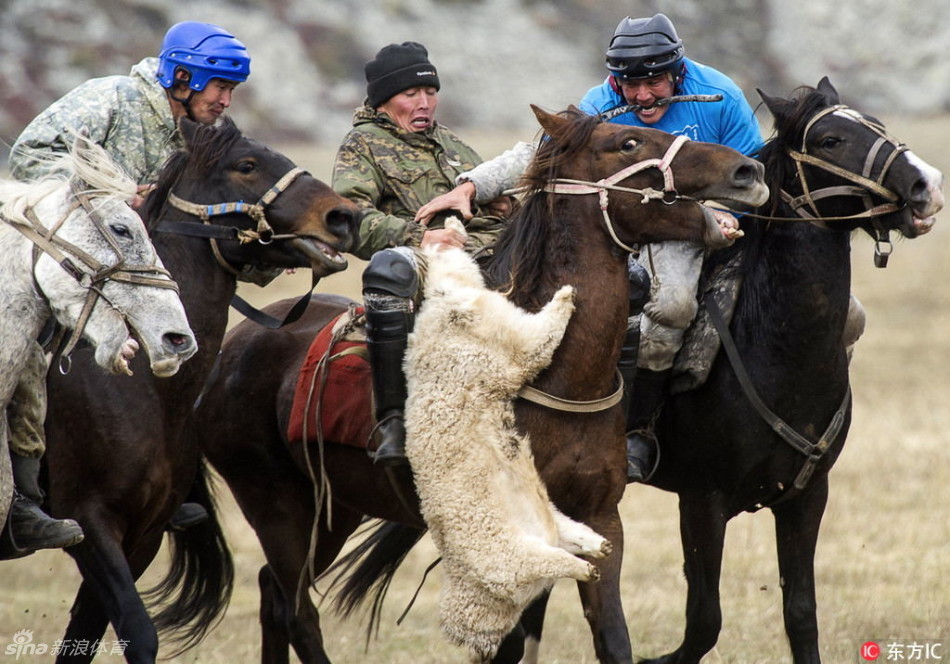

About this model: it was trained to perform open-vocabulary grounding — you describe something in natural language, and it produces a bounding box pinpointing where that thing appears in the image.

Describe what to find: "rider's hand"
[415,181,477,225]
[421,226,467,250]
[484,195,514,219]
[131,183,155,212]
[712,209,743,240]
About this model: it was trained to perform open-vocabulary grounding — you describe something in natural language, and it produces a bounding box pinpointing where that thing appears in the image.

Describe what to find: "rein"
[3,183,179,369]
[155,165,318,329]
[705,293,850,504]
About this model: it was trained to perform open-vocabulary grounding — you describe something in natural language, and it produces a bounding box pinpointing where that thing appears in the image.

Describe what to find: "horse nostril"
[164,332,196,356]
[733,162,762,186]
[327,207,359,240]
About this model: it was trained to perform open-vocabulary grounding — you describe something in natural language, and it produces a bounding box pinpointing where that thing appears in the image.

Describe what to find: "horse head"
[759,77,944,247]
[23,137,196,377]
[526,105,768,248]
[149,118,360,279]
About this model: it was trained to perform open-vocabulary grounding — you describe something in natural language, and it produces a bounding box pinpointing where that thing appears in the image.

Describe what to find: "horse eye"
[621,139,639,152]
[818,136,842,150]
[110,223,131,238]
[236,160,256,174]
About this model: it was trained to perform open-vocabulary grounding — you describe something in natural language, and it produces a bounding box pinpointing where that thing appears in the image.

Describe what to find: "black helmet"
[605,14,685,82]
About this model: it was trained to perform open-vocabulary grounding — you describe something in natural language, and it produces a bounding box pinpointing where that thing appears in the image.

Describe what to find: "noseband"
[163,166,307,276]
[5,182,180,368]
[781,105,908,266]
[542,134,692,253]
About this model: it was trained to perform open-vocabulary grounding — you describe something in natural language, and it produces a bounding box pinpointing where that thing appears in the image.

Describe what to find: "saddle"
[670,257,743,395]
[287,306,376,451]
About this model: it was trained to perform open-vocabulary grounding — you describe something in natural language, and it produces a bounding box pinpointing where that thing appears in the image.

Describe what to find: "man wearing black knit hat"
[333,41,515,466]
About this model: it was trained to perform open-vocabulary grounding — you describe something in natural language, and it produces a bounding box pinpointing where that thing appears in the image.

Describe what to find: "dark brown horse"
[41,117,360,663]
[511,80,945,664]
[195,106,768,663]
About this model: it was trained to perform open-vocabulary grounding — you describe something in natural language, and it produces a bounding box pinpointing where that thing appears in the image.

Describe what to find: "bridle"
[781,104,908,267]
[156,164,320,328]
[541,134,693,253]
[161,165,307,277]
[3,182,180,369]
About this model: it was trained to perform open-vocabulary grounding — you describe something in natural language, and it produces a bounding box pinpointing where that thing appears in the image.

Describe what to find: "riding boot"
[8,453,84,551]
[365,306,411,467]
[167,502,209,532]
[625,368,671,484]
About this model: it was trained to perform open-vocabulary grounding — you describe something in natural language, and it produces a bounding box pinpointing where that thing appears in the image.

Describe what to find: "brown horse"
[41,117,360,663]
[196,106,768,663]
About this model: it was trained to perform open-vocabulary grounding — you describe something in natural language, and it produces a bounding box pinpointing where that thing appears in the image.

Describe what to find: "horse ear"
[816,77,840,105]
[178,117,199,147]
[531,104,567,135]
[757,88,792,122]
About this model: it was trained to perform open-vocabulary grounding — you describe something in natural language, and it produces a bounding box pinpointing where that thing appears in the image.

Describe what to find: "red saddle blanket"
[287,308,376,450]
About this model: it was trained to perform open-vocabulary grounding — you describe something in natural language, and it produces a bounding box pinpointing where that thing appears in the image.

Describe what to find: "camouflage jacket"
[333,105,510,260]
[9,57,181,184]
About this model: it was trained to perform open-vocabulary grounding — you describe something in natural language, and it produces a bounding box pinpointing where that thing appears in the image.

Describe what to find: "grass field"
[1,118,949,663]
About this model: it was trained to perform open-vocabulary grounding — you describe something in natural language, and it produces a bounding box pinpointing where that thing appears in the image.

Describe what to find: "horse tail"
[324,520,427,640]
[143,458,235,655]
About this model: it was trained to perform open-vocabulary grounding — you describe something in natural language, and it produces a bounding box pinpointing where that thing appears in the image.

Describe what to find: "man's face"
[378,86,439,133]
[188,79,239,125]
[617,73,675,124]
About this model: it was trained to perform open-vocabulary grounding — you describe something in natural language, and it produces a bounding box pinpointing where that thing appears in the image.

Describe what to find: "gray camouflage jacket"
[333,105,510,260]
[9,58,181,184]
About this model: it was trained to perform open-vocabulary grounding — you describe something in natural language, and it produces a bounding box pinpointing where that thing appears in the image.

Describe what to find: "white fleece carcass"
[404,219,613,660]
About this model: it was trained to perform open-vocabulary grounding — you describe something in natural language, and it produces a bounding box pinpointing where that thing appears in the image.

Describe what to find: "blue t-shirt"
[579,57,762,157]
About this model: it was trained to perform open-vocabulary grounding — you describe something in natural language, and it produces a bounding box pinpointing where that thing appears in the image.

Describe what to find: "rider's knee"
[363,248,419,311]
[643,284,699,330]
[843,293,866,349]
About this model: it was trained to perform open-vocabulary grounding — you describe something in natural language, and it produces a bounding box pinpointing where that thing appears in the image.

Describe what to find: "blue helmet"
[157,22,250,91]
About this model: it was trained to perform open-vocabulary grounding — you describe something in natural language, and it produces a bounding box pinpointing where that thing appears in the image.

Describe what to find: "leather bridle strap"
[705,292,850,495]
[542,134,692,253]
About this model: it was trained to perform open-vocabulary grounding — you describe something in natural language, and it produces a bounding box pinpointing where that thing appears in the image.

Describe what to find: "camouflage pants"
[7,340,48,458]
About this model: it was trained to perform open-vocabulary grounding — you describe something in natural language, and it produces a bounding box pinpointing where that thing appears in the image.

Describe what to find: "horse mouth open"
[289,236,349,275]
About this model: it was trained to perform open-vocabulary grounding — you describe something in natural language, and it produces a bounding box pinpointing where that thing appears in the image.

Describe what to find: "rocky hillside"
[3,0,950,157]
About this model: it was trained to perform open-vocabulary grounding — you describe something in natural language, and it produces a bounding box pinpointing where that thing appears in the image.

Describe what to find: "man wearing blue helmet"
[11,21,250,205]
[4,22,250,553]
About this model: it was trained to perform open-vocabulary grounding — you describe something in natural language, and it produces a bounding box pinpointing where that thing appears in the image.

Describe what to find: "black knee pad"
[362,249,419,299]
[627,259,651,314]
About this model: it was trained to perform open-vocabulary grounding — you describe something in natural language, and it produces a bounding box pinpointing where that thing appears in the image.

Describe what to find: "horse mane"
[707,83,831,278]
[0,135,136,226]
[144,117,244,227]
[485,109,601,309]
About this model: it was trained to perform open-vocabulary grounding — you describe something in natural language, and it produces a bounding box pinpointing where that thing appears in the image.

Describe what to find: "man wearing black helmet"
[415,14,763,484]
[579,14,763,483]
[4,21,251,553]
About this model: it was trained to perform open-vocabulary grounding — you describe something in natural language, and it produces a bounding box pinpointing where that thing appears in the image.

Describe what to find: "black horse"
[330,79,944,664]
[42,117,360,663]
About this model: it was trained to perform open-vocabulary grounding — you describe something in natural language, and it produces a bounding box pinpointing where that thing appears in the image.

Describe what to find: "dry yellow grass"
[1,120,948,663]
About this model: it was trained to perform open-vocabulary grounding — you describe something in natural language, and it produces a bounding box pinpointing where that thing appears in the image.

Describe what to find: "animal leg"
[516,285,576,376]
[259,564,292,664]
[643,492,728,664]
[551,507,612,558]
[56,581,110,664]
[572,508,633,664]
[59,534,159,664]
[772,475,828,664]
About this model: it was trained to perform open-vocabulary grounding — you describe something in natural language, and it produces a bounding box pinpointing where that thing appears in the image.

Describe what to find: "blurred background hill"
[3,0,950,159]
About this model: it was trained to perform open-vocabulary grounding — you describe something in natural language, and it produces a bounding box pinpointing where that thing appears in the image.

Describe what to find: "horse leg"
[643,491,728,664]
[491,589,550,664]
[58,535,159,664]
[235,466,363,664]
[56,581,110,664]
[772,475,829,664]
[259,564,292,664]
[573,508,632,664]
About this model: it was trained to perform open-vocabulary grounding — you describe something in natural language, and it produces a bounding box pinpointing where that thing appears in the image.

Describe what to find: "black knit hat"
[365,41,440,108]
